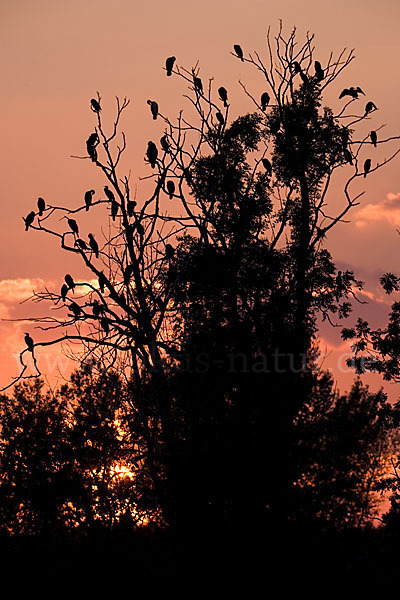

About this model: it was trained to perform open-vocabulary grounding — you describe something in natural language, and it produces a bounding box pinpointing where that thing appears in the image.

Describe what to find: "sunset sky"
[1,0,400,396]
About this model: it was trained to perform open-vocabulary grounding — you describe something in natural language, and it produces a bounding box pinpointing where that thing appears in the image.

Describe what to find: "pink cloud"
[355,192,400,227]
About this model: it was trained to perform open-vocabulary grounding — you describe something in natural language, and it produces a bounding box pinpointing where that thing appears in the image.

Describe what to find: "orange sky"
[1,0,400,396]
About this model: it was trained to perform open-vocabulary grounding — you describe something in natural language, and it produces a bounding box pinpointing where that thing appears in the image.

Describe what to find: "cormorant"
[262,158,272,176]
[299,70,309,85]
[98,272,106,293]
[100,316,109,334]
[344,149,353,164]
[166,56,176,76]
[69,302,82,318]
[292,62,301,74]
[365,101,377,115]
[90,98,101,113]
[364,158,371,177]
[339,87,364,100]
[24,211,36,231]
[24,333,34,353]
[76,238,88,250]
[124,264,134,285]
[216,111,224,125]
[370,130,377,147]
[127,200,137,217]
[87,145,97,162]
[314,61,324,81]
[260,92,270,111]
[104,186,115,202]
[61,283,68,302]
[65,274,75,290]
[193,74,203,94]
[160,135,170,153]
[147,100,159,120]
[146,141,158,168]
[92,299,101,318]
[67,218,79,236]
[37,197,45,216]
[218,87,228,107]
[86,132,99,147]
[166,180,175,199]
[85,190,95,211]
[111,200,119,221]
[233,44,244,61]
[88,233,99,257]
[165,244,175,259]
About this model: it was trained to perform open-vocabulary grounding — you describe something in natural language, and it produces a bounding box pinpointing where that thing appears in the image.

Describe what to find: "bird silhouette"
[85,190,95,211]
[24,333,34,352]
[299,70,309,85]
[37,197,45,216]
[193,74,203,94]
[24,211,36,231]
[365,101,377,115]
[104,186,115,202]
[344,149,353,165]
[61,283,68,302]
[65,274,75,290]
[86,132,99,147]
[215,111,224,126]
[124,264,134,286]
[98,272,106,293]
[165,244,175,259]
[339,87,364,100]
[90,98,101,113]
[218,87,228,107]
[146,141,158,168]
[87,145,97,162]
[110,200,118,221]
[364,158,371,177]
[69,302,82,318]
[165,56,176,76]
[67,218,79,236]
[147,100,159,120]
[160,135,170,153]
[166,180,175,199]
[88,233,99,257]
[100,316,109,334]
[260,92,270,111]
[314,61,324,81]
[92,299,101,318]
[292,61,301,74]
[262,158,272,176]
[75,238,88,250]
[370,130,377,147]
[127,200,137,217]
[233,44,244,61]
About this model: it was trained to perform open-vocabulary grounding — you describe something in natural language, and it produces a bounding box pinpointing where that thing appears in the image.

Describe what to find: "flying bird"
[85,190,95,211]
[363,158,371,177]
[64,274,75,290]
[90,98,101,113]
[370,130,377,147]
[67,218,79,236]
[61,283,68,302]
[160,135,170,153]
[262,158,272,176]
[37,197,45,216]
[147,99,159,120]
[165,244,175,259]
[193,74,203,94]
[127,200,137,217]
[233,44,244,61]
[146,141,158,168]
[260,92,270,111]
[314,61,324,81]
[24,211,36,231]
[24,333,34,353]
[365,101,377,115]
[104,186,115,202]
[88,233,99,257]
[218,87,228,107]
[166,180,175,199]
[165,56,176,76]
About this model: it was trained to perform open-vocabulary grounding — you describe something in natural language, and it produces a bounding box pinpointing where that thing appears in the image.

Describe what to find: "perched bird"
[65,274,75,290]
[111,200,119,221]
[292,61,301,74]
[87,145,97,162]
[299,70,309,85]
[262,158,272,176]
[136,222,144,237]
[344,149,353,165]
[61,283,68,302]
[24,211,36,231]
[363,158,371,178]
[233,44,244,61]
[370,130,377,147]
[314,61,324,81]
[98,272,106,293]
[336,270,343,289]
[147,99,159,120]
[165,244,175,259]
[160,135,170,153]
[75,238,88,250]
[100,316,110,334]
[88,233,99,258]
[218,87,228,107]
[69,302,82,318]
[215,111,224,126]
[127,200,137,217]
[124,264,134,286]
[166,180,175,199]
[165,56,176,76]
[365,101,377,115]
[84,190,95,211]
[90,98,101,113]
[104,186,115,202]
[37,197,45,216]
[92,300,101,318]
[146,141,158,168]
[67,218,79,236]
[86,132,99,147]
[260,92,270,111]
[24,333,34,353]
[193,74,203,94]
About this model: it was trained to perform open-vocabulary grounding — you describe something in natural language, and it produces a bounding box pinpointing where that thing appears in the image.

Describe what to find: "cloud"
[355,192,400,228]
[0,278,49,303]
